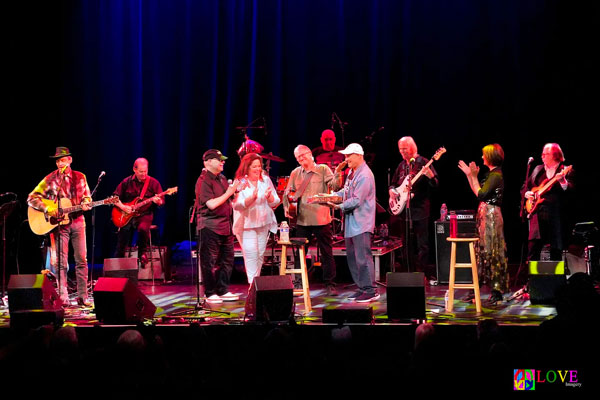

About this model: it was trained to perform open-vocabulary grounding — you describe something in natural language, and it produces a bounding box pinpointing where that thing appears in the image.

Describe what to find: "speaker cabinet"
[386,272,426,320]
[125,246,168,280]
[528,261,567,305]
[7,274,62,312]
[103,258,139,285]
[245,275,293,321]
[435,221,477,284]
[7,274,64,328]
[93,277,156,323]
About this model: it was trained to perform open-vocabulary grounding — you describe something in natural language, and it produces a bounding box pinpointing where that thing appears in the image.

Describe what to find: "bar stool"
[446,237,481,313]
[147,225,164,285]
[279,237,311,314]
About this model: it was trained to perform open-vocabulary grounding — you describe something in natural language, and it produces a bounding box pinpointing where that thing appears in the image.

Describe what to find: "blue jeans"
[51,215,88,301]
[345,232,376,295]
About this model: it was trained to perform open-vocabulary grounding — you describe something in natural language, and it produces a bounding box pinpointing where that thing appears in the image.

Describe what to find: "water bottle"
[449,211,458,238]
[440,203,448,222]
[280,221,290,243]
[444,290,450,309]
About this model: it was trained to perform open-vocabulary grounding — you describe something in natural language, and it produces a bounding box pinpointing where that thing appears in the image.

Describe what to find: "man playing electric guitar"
[388,136,439,278]
[113,157,164,265]
[27,147,92,306]
[523,143,574,261]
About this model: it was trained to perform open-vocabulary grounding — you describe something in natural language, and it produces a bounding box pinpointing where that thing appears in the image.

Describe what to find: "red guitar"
[112,187,178,228]
[526,165,572,218]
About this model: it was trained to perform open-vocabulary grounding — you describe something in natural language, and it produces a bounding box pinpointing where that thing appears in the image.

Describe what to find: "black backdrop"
[3,0,598,274]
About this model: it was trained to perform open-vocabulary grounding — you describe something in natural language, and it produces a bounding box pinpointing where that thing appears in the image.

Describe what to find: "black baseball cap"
[203,149,228,161]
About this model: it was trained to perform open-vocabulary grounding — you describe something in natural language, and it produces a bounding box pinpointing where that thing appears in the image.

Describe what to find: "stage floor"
[0,278,557,329]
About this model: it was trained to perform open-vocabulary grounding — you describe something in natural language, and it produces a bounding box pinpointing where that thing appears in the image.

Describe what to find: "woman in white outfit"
[233,153,280,285]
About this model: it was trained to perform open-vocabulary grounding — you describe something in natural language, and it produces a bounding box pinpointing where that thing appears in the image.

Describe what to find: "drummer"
[312,129,345,170]
[283,145,345,296]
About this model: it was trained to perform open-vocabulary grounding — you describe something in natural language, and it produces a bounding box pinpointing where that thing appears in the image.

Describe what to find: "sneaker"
[220,292,240,301]
[77,297,91,307]
[347,290,363,300]
[355,292,381,303]
[206,294,223,304]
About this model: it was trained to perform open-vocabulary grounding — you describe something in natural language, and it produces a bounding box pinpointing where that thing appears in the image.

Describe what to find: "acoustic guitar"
[111,187,178,228]
[389,147,446,215]
[525,165,572,218]
[28,196,119,235]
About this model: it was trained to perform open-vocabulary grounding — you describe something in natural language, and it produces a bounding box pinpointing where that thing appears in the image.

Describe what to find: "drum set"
[235,117,344,238]
[236,119,288,200]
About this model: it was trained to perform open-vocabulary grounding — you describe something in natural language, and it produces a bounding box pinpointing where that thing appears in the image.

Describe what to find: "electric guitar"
[389,147,446,215]
[111,187,178,228]
[526,165,572,218]
[28,196,119,235]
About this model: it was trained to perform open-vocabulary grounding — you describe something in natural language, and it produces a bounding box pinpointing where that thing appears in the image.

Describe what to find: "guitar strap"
[292,170,315,202]
[138,176,151,200]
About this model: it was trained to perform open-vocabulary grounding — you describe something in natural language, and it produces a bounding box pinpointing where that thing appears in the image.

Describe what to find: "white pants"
[236,226,271,284]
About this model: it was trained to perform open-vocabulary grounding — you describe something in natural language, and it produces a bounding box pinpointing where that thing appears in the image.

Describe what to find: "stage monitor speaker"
[103,258,138,285]
[7,274,64,328]
[7,274,62,313]
[528,261,567,305]
[386,272,426,320]
[435,221,477,284]
[93,277,156,323]
[322,306,373,324]
[245,275,293,321]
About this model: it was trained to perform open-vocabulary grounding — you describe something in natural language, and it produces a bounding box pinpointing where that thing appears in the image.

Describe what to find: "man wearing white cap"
[329,143,379,302]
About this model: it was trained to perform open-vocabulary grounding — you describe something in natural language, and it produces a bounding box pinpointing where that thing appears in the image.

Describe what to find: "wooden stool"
[147,225,164,285]
[279,237,311,314]
[446,237,481,313]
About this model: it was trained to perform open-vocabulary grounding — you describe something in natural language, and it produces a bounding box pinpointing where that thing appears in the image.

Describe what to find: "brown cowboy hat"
[50,147,72,159]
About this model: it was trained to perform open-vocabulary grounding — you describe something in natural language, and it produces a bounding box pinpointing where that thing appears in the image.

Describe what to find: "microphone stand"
[89,172,104,294]
[55,169,66,305]
[404,162,414,273]
[511,158,534,300]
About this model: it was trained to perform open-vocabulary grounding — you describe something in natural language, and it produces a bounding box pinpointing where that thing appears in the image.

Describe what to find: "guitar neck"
[133,190,169,210]
[410,158,435,186]
[62,198,109,214]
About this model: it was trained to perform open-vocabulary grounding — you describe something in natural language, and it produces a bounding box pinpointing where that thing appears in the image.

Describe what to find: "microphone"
[59,165,68,174]
[409,157,416,163]
[528,157,534,164]
[98,171,106,180]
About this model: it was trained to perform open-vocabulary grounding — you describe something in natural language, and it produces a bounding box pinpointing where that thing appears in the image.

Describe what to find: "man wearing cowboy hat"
[28,147,92,306]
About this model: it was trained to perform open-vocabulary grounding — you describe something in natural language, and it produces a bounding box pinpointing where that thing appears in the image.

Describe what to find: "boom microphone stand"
[89,171,105,294]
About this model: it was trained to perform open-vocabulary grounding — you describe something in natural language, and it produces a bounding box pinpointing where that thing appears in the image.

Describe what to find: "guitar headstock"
[433,147,447,160]
[106,195,119,204]
[558,165,572,178]
[166,187,178,195]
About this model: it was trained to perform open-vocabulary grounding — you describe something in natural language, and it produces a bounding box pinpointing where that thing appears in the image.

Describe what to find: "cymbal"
[260,152,285,162]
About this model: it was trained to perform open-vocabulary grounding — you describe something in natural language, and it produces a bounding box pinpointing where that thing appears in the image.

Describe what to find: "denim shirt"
[333,162,376,238]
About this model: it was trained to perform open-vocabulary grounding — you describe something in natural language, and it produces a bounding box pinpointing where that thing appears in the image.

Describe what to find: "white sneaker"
[220,292,240,301]
[206,294,223,304]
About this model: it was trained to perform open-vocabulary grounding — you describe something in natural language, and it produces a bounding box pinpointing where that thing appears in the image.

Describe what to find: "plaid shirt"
[28,168,92,213]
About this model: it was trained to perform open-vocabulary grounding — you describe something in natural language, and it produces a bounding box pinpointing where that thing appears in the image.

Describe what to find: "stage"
[2,267,599,395]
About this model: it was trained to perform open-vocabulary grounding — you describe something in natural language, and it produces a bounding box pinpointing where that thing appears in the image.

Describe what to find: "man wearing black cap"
[28,147,92,306]
[113,158,164,265]
[195,149,241,303]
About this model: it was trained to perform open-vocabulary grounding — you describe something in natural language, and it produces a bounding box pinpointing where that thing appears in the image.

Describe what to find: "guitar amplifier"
[125,246,168,280]
[435,220,478,284]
